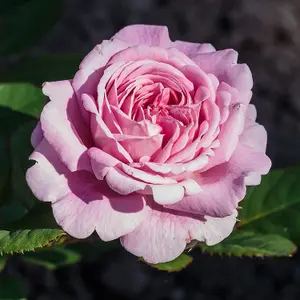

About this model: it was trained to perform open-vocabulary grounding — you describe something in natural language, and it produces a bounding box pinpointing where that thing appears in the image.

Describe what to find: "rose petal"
[152,184,185,205]
[88,147,120,180]
[191,49,238,78]
[192,49,253,91]
[116,134,163,162]
[153,119,181,163]
[80,39,129,71]
[72,39,129,122]
[41,81,92,172]
[121,163,176,185]
[52,171,146,240]
[173,40,216,56]
[224,64,253,91]
[181,179,202,195]
[31,122,43,148]
[166,141,271,217]
[113,24,172,47]
[203,102,247,170]
[121,204,237,264]
[26,139,70,203]
[105,167,146,195]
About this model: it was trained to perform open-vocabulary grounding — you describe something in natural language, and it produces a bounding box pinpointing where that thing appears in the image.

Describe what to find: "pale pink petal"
[218,82,252,106]
[88,110,133,163]
[196,100,221,149]
[121,164,176,185]
[41,81,92,172]
[166,164,245,218]
[216,90,231,124]
[195,210,238,246]
[121,204,237,264]
[152,184,185,205]
[72,68,102,122]
[166,139,200,163]
[26,139,70,203]
[112,24,172,47]
[120,206,187,264]
[245,104,257,124]
[88,147,120,180]
[105,167,146,195]
[171,123,194,156]
[72,39,129,122]
[192,49,237,76]
[52,171,146,240]
[224,64,253,91]
[181,179,202,195]
[30,122,43,148]
[240,123,268,152]
[111,106,162,136]
[245,172,262,186]
[142,162,173,174]
[191,49,253,91]
[173,40,216,56]
[204,102,247,170]
[166,141,271,217]
[80,39,129,71]
[181,154,209,172]
[153,119,181,163]
[115,134,163,162]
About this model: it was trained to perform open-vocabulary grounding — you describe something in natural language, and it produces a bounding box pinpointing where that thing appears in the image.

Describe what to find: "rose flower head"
[26,25,271,264]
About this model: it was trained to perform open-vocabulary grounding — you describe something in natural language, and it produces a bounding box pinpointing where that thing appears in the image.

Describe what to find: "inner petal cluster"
[96,57,221,167]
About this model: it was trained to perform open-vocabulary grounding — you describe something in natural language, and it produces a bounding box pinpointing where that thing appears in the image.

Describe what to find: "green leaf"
[0,202,64,255]
[0,0,64,54]
[238,166,300,244]
[199,231,296,257]
[0,228,64,255]
[0,277,26,300]
[0,83,44,119]
[146,253,193,272]
[1,54,83,85]
[22,246,81,270]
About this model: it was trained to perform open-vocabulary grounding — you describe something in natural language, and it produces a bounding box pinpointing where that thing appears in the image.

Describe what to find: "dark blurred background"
[2,0,300,299]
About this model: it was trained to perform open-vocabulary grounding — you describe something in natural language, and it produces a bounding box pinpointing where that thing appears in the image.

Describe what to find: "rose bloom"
[26,25,271,264]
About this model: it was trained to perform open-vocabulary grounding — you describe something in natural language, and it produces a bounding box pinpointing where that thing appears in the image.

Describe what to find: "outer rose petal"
[239,106,271,185]
[26,139,70,203]
[41,81,92,172]
[72,39,129,122]
[191,50,253,91]
[166,140,271,218]
[79,39,129,71]
[241,105,267,152]
[112,24,172,47]
[30,122,43,148]
[203,102,247,170]
[52,171,146,240]
[121,203,237,264]
[88,147,120,180]
[172,40,216,56]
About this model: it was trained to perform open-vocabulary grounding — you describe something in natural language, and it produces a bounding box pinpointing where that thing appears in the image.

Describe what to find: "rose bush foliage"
[26,25,271,263]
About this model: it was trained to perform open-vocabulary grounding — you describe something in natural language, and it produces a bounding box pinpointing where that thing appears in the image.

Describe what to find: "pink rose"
[26,25,271,263]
